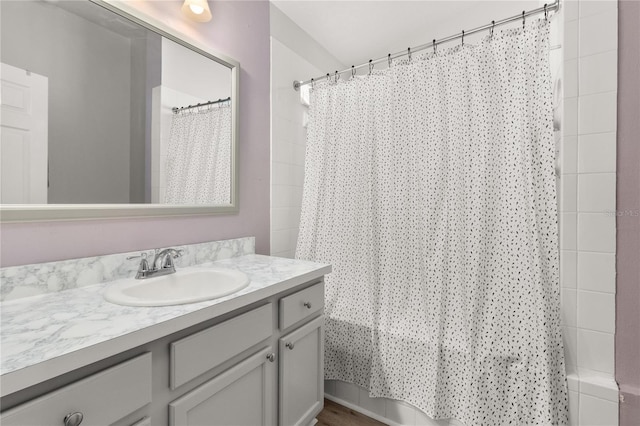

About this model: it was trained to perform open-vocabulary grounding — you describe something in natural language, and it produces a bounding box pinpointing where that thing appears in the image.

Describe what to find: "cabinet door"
[169,347,276,426]
[279,316,324,426]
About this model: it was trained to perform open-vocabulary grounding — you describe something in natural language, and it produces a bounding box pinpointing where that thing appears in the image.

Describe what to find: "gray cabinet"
[1,279,326,426]
[0,353,152,426]
[169,347,276,426]
[279,316,324,426]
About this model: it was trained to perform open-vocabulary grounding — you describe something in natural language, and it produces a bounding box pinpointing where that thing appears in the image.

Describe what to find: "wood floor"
[317,399,387,426]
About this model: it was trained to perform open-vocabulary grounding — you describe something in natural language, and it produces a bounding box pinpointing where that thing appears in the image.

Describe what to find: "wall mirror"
[0,0,239,221]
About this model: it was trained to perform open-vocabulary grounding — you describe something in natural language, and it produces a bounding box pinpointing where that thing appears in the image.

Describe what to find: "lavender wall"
[0,0,271,267]
[616,1,640,425]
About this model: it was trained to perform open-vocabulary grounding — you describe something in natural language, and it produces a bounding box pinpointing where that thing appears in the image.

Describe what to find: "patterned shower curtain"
[164,104,231,204]
[296,20,568,425]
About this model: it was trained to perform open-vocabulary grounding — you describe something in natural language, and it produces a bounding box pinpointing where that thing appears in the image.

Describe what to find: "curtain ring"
[544,4,548,21]
[407,47,412,62]
[334,70,338,83]
[326,73,330,83]
[311,78,315,90]
[461,30,465,46]
[522,11,525,29]
[490,20,495,37]
[388,53,392,68]
[351,65,356,78]
[433,39,437,54]
[368,59,373,75]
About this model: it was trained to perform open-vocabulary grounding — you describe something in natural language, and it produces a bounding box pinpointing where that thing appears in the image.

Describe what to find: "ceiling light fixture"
[182,0,212,22]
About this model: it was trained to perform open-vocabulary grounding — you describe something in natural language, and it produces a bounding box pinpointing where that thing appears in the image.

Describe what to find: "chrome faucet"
[127,248,183,279]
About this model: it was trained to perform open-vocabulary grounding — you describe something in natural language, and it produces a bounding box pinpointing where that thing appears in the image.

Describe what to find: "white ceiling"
[271,0,540,67]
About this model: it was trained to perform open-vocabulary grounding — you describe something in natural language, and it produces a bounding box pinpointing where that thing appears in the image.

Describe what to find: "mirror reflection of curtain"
[164,104,231,204]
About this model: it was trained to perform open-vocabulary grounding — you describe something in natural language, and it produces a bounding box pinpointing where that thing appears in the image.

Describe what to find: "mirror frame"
[0,0,239,222]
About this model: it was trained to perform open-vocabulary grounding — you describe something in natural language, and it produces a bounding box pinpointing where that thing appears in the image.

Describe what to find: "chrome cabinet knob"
[303,301,312,309]
[63,412,83,426]
[285,342,295,350]
[266,353,275,362]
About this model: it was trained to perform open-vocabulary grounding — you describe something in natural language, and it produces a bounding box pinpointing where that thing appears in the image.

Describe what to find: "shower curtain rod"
[293,0,560,91]
[172,97,231,114]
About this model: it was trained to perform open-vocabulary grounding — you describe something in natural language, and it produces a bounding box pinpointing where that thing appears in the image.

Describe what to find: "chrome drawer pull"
[63,412,83,426]
[266,353,276,362]
[286,342,295,350]
[303,301,312,309]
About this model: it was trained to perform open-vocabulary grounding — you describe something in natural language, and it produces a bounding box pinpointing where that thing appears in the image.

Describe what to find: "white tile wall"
[577,173,616,212]
[579,394,619,426]
[577,9,617,57]
[562,288,578,327]
[561,212,578,250]
[562,135,578,174]
[579,51,617,95]
[270,37,324,258]
[578,0,617,18]
[577,252,615,293]
[579,373,620,402]
[577,213,616,252]
[577,291,615,333]
[578,92,617,134]
[564,98,579,137]
[563,326,579,372]
[561,174,578,212]
[577,328,615,374]
[569,390,580,426]
[564,20,579,61]
[554,0,619,424]
[564,59,578,98]
[564,1,579,22]
[561,250,577,288]
[578,133,617,173]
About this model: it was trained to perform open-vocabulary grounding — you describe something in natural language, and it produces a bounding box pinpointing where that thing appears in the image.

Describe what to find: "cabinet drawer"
[279,282,324,330]
[171,303,273,389]
[1,353,151,426]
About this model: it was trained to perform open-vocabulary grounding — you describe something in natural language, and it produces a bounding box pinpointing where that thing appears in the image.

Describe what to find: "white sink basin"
[103,267,250,307]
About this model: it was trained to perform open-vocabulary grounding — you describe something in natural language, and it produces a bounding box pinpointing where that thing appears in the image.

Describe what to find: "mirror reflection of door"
[0,63,48,204]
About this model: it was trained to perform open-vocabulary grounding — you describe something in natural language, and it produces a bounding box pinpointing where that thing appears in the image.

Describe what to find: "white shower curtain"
[297,20,567,425]
[164,104,231,204]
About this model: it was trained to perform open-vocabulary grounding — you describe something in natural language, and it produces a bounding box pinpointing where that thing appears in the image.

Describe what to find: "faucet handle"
[127,253,150,278]
[126,252,148,261]
[169,249,184,258]
[161,249,183,269]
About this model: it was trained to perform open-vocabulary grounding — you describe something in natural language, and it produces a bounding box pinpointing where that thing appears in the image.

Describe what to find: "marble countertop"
[0,254,331,397]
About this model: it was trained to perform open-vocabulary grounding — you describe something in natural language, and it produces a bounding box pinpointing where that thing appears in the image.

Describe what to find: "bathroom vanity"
[0,252,330,426]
